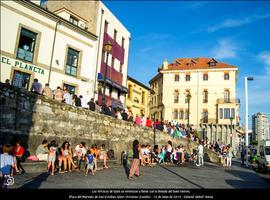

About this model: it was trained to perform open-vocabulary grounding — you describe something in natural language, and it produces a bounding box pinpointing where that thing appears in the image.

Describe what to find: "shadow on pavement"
[19,172,49,189]
[224,169,270,189]
[159,164,204,189]
[123,165,130,178]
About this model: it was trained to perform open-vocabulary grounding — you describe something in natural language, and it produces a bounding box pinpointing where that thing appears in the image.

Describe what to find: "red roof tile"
[162,58,237,71]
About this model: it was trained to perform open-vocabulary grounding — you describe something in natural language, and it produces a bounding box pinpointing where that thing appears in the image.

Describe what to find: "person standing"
[73,94,82,107]
[87,98,96,111]
[196,140,204,167]
[226,146,233,168]
[63,88,72,105]
[42,83,53,98]
[135,114,141,126]
[141,115,146,127]
[54,87,63,102]
[129,139,141,179]
[31,78,42,94]
[146,117,152,128]
[95,101,101,113]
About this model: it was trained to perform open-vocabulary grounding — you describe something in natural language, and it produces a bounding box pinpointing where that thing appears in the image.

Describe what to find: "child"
[47,140,57,176]
[85,149,94,176]
[0,144,15,189]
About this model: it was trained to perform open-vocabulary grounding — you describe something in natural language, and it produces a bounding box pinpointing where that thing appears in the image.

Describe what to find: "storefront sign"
[1,55,45,75]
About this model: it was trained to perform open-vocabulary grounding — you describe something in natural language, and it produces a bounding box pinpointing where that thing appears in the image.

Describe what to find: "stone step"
[21,159,120,173]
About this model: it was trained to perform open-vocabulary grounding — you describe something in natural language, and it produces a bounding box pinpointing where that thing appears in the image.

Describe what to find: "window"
[69,16,78,26]
[128,84,132,99]
[224,108,230,119]
[174,74,179,82]
[209,61,216,67]
[12,70,31,89]
[111,57,115,68]
[16,28,37,62]
[179,110,184,119]
[203,90,208,103]
[109,86,112,97]
[120,63,123,73]
[224,73,230,80]
[122,37,125,48]
[63,83,76,95]
[224,90,230,103]
[66,48,79,76]
[117,90,121,100]
[203,74,208,81]
[202,110,208,123]
[231,108,235,119]
[104,21,108,33]
[219,108,223,119]
[142,91,145,104]
[186,74,191,81]
[114,29,117,41]
[185,110,188,120]
[174,90,179,103]
[174,110,178,120]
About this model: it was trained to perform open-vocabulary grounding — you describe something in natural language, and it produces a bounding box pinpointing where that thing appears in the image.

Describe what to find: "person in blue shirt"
[1,144,15,188]
[85,149,94,176]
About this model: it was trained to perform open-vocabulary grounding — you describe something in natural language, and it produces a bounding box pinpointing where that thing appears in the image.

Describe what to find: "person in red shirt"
[146,117,153,128]
[14,140,26,174]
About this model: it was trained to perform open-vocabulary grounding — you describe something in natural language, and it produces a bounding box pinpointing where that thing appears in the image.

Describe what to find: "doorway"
[12,70,31,90]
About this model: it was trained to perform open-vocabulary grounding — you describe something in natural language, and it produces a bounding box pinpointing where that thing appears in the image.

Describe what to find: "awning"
[98,73,128,93]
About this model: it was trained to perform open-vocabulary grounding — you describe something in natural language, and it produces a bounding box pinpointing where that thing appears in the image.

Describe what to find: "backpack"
[107,149,115,160]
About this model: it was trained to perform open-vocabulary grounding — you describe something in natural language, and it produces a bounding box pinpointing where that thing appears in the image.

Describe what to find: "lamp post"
[230,117,233,147]
[102,41,112,107]
[245,76,254,167]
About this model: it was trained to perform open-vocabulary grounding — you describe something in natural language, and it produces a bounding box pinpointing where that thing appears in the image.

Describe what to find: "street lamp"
[230,117,234,147]
[245,76,254,167]
[102,41,113,108]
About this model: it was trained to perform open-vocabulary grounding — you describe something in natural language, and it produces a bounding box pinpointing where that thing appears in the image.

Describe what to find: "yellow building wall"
[126,79,150,118]
[155,68,238,127]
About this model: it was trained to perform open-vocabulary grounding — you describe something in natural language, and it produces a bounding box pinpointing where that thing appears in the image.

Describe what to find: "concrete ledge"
[21,159,120,173]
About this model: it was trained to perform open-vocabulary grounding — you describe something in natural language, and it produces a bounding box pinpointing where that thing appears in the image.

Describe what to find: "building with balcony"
[46,0,130,108]
[1,0,98,101]
[149,58,240,147]
[252,112,270,142]
[126,76,152,118]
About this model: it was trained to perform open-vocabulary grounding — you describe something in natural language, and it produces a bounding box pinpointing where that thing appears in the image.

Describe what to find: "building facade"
[149,58,240,146]
[252,112,270,142]
[46,0,131,107]
[126,76,152,118]
[1,0,98,101]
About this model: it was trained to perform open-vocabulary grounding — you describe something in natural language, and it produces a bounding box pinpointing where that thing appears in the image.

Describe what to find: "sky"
[103,1,270,126]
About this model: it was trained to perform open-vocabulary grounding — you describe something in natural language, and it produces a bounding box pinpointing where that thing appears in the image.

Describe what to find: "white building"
[45,0,131,107]
[1,0,98,102]
[252,112,270,142]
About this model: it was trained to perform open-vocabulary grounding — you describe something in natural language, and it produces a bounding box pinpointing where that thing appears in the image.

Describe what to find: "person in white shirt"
[63,88,72,105]
[196,140,204,167]
[141,115,146,127]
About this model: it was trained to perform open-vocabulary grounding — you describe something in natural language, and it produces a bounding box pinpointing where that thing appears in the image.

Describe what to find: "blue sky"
[103,1,270,126]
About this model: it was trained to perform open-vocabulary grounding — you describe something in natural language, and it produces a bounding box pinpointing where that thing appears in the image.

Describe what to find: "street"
[9,161,270,189]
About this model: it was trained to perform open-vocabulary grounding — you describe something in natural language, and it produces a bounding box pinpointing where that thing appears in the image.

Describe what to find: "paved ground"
[9,160,270,189]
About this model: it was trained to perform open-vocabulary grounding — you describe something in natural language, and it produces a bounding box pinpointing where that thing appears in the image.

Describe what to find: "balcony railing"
[217,98,240,104]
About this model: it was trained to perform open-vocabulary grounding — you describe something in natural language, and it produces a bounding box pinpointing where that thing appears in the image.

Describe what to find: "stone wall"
[0,83,219,163]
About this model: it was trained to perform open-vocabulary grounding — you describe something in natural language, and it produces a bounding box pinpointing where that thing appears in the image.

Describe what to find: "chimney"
[162,59,168,70]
